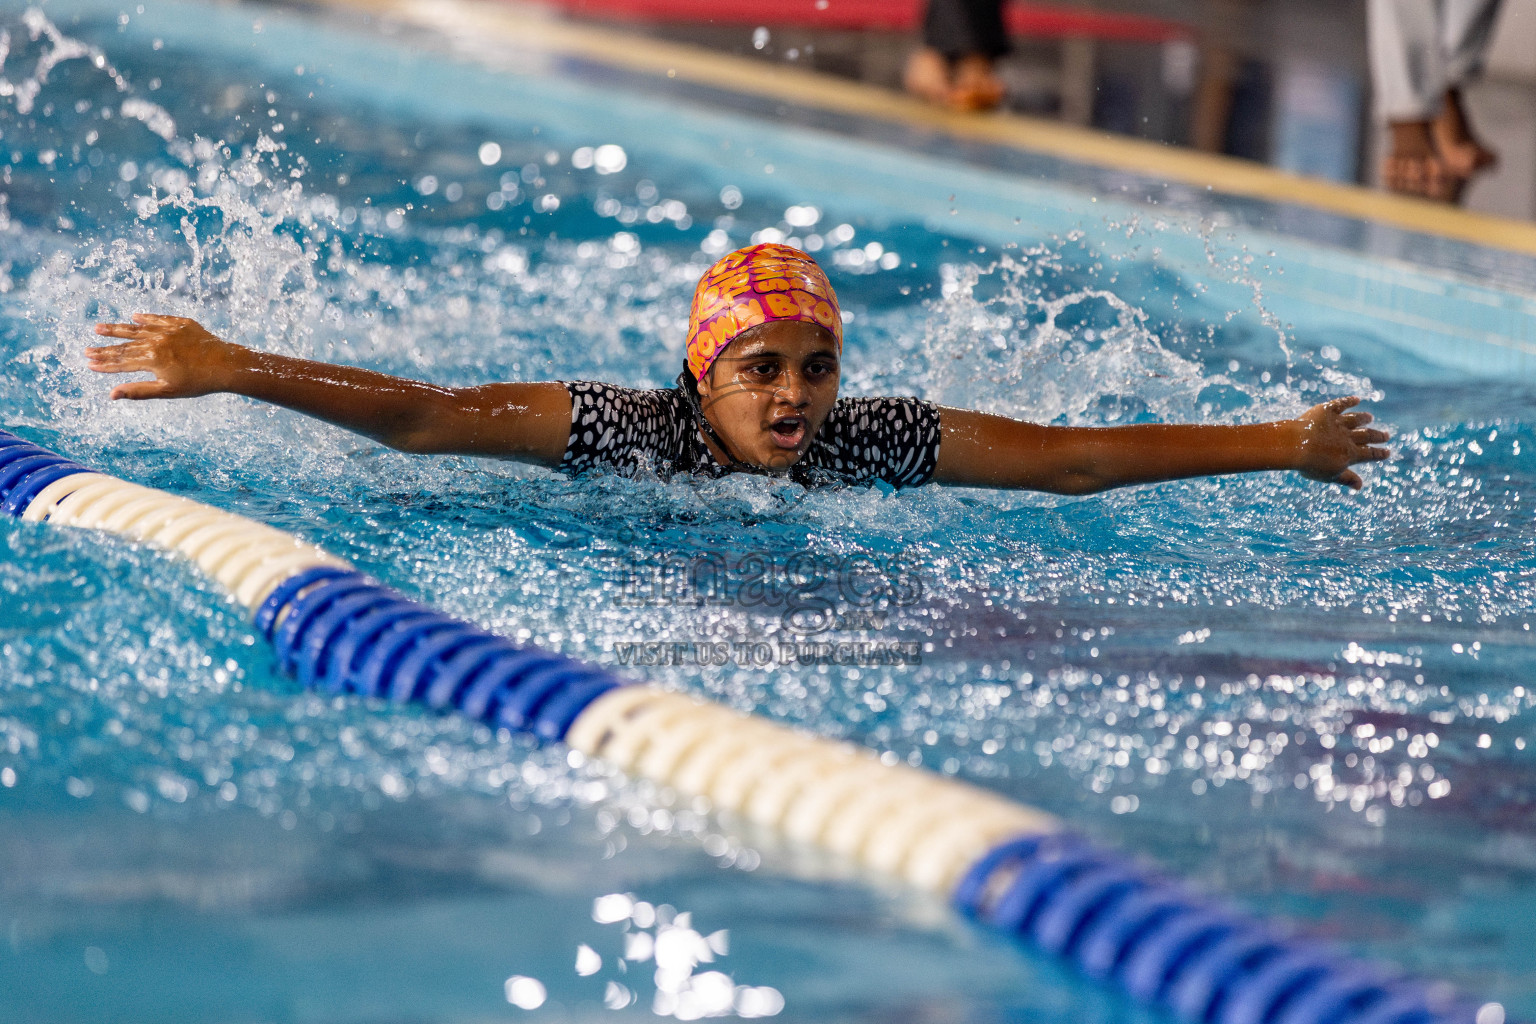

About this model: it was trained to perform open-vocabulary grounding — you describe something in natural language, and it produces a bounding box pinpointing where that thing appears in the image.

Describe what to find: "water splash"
[1197,217,1295,379]
[0,8,129,115]
[921,249,1252,424]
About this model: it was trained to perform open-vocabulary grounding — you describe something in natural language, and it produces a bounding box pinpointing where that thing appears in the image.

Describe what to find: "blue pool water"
[1,1,1534,1020]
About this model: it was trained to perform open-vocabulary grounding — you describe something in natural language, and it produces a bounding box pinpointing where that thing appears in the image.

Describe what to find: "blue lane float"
[0,427,1496,1024]
[259,567,622,741]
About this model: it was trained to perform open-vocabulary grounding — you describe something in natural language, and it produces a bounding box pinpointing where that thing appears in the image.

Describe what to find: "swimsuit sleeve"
[559,381,690,477]
[811,396,943,488]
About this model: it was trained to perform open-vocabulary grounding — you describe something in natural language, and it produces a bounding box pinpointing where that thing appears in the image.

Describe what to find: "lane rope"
[0,428,1493,1024]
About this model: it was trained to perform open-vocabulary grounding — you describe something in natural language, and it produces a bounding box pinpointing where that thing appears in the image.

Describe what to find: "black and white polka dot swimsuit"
[559,381,942,488]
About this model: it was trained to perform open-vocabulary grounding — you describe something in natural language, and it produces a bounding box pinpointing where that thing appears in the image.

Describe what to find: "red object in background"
[547,0,1192,45]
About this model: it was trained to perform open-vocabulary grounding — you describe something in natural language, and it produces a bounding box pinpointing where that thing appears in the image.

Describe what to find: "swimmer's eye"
[737,358,836,383]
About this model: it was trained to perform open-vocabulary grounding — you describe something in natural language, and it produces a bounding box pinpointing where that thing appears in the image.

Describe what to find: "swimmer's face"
[696,320,841,472]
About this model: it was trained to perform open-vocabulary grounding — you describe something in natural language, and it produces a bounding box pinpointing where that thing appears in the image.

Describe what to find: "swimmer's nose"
[776,370,811,407]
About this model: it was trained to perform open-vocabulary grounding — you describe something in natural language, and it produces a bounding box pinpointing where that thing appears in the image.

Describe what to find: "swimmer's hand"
[1290,395,1391,491]
[88,313,245,400]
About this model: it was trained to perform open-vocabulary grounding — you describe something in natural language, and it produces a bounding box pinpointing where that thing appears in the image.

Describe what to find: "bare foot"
[904,49,1005,112]
[1383,119,1463,203]
[951,54,1005,112]
[903,48,954,107]
[1432,88,1497,180]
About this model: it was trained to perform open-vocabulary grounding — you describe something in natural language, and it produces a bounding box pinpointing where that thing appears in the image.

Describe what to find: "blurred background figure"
[904,0,1009,111]
[1369,0,1504,201]
[542,0,1534,219]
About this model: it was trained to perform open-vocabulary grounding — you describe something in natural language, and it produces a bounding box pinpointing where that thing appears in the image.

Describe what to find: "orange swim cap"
[685,243,842,381]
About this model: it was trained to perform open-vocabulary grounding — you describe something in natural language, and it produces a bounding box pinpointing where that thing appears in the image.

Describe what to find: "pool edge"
[302,0,1536,258]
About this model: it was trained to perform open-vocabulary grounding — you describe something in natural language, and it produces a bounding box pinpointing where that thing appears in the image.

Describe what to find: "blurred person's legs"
[1368,0,1503,201]
[1433,0,1502,177]
[905,0,1008,111]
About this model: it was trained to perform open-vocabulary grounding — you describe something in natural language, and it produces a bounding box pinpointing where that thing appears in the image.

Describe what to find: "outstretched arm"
[933,397,1390,492]
[87,314,571,466]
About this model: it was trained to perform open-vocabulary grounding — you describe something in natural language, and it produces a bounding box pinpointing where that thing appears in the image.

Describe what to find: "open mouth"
[768,416,807,449]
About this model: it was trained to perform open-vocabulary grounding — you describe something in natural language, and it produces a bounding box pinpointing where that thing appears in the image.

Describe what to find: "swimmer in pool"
[87,243,1390,493]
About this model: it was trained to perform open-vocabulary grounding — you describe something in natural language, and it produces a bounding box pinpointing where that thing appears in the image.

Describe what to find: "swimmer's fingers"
[1352,423,1390,466]
[109,379,175,401]
[1340,409,1374,428]
[84,339,152,366]
[94,313,198,339]
[93,321,151,339]
[1331,435,1386,490]
[1324,395,1362,412]
[86,341,179,399]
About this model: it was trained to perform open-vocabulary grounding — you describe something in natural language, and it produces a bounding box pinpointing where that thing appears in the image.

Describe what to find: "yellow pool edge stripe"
[304,0,1536,257]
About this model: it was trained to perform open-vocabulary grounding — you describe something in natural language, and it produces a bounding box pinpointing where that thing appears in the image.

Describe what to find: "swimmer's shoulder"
[562,380,689,425]
[826,393,940,431]
[809,394,942,488]
[559,380,693,475]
